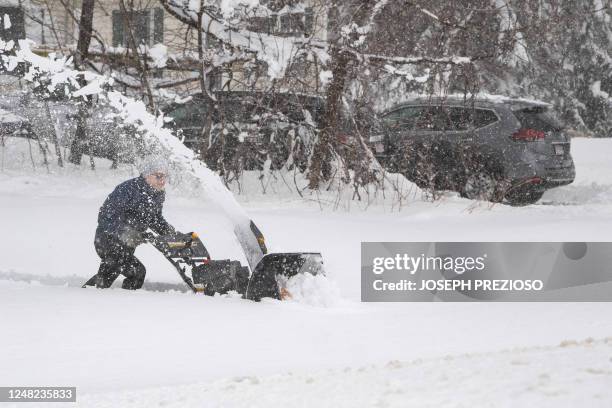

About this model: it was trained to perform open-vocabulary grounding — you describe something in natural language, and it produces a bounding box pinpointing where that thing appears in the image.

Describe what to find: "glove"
[117,226,148,248]
[175,231,196,242]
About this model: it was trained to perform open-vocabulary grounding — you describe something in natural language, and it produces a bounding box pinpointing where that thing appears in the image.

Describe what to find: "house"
[1,1,329,94]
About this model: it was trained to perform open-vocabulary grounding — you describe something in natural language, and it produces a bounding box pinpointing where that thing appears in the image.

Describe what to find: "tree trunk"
[307,0,381,189]
[118,0,156,111]
[68,0,95,165]
[307,46,352,189]
[196,0,215,157]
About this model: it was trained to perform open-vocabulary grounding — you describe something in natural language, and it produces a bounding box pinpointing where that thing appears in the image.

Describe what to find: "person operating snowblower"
[84,156,326,300]
[86,157,179,290]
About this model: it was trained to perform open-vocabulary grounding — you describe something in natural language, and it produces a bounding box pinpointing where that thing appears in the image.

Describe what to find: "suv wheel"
[504,186,545,206]
[461,171,499,202]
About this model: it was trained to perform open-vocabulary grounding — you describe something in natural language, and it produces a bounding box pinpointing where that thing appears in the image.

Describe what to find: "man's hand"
[118,227,149,248]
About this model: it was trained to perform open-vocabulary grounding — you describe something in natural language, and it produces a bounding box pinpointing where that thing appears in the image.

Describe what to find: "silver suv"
[370,96,575,205]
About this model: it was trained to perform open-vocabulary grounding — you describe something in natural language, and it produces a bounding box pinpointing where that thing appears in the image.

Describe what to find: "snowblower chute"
[150,232,324,301]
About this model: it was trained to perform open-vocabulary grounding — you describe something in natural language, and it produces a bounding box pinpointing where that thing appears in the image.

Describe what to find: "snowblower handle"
[182,232,199,248]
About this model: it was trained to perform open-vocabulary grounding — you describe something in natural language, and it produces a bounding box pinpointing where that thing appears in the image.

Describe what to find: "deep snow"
[1,137,611,406]
[78,337,612,408]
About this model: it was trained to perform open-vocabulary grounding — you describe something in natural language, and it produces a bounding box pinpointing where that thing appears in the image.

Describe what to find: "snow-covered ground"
[1,137,611,407]
[78,337,612,408]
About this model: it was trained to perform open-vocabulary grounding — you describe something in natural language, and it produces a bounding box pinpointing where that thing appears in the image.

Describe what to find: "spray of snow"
[1,39,264,269]
[277,273,341,308]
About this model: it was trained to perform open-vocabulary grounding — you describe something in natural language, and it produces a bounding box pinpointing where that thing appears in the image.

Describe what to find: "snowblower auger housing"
[153,233,325,301]
[242,252,325,301]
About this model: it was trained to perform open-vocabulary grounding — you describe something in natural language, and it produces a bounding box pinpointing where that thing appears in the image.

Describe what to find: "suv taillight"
[511,128,545,141]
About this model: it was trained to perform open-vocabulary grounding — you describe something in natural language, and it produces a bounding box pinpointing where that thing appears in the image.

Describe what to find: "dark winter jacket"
[96,176,175,243]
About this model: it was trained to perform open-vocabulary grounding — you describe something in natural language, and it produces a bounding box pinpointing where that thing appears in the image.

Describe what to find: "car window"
[514,107,563,131]
[382,106,422,131]
[473,109,498,128]
[448,107,473,130]
[447,107,498,130]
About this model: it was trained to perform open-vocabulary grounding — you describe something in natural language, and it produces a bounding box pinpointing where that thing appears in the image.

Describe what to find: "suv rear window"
[448,107,497,130]
[473,109,498,128]
[168,96,323,126]
[383,105,499,132]
[514,107,564,131]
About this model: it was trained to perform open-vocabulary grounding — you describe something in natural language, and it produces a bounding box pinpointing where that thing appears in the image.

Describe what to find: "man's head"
[140,156,169,191]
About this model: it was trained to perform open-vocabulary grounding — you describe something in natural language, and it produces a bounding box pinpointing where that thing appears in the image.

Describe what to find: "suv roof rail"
[385,93,551,107]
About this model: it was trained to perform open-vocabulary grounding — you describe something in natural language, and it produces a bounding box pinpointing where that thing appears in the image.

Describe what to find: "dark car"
[368,96,575,205]
[163,91,325,172]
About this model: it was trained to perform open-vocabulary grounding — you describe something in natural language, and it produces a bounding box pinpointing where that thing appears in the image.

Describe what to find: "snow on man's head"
[140,155,170,176]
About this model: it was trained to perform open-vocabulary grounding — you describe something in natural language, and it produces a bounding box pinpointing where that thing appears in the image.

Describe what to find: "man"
[90,157,177,290]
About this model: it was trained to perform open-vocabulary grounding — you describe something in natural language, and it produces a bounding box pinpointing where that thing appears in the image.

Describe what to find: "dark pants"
[94,231,146,290]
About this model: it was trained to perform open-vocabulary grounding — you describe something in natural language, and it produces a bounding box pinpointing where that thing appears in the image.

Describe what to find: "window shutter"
[134,11,149,45]
[280,13,291,34]
[153,8,164,44]
[0,7,26,42]
[304,7,314,37]
[111,10,124,47]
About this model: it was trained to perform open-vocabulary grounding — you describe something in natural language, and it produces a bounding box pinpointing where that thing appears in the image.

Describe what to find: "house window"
[279,12,304,35]
[247,7,313,37]
[0,7,25,43]
[112,8,163,47]
[247,16,276,34]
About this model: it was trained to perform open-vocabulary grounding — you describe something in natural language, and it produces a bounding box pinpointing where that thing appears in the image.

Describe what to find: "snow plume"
[277,273,341,308]
[1,39,264,269]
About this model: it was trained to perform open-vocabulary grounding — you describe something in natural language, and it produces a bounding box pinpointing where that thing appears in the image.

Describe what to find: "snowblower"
[85,231,325,301]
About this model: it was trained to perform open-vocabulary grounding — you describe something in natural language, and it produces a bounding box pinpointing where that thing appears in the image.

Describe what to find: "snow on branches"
[160,0,326,79]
